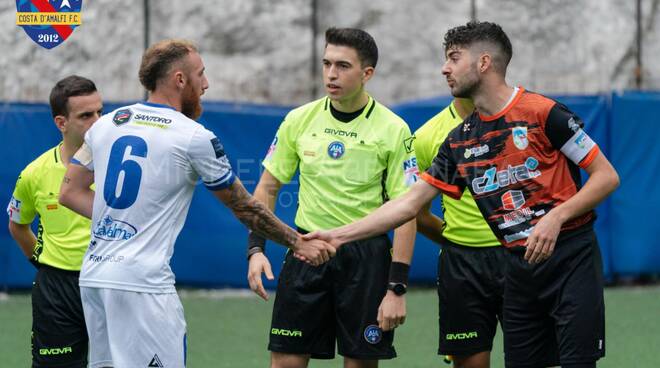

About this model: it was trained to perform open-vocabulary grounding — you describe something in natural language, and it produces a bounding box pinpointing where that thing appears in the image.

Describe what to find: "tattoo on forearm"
[63,176,71,184]
[226,183,298,248]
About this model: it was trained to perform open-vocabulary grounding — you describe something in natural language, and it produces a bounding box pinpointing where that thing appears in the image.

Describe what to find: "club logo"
[112,109,133,126]
[16,0,83,49]
[512,126,528,150]
[327,141,345,159]
[363,325,382,344]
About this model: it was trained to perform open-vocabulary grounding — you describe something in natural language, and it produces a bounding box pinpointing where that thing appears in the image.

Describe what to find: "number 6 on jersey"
[103,135,148,209]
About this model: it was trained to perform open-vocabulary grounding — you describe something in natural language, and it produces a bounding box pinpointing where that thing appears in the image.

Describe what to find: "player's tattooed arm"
[214,177,299,248]
[215,177,336,265]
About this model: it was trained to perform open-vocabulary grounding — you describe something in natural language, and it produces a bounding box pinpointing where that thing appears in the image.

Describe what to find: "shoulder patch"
[112,109,133,126]
[210,137,225,158]
[403,136,416,153]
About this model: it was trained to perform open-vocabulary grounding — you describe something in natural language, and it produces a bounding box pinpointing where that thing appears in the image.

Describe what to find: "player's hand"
[291,237,336,266]
[302,230,342,249]
[247,252,274,301]
[524,211,562,264]
[378,290,406,331]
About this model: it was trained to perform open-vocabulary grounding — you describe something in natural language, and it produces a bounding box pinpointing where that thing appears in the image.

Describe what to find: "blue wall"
[1,92,658,288]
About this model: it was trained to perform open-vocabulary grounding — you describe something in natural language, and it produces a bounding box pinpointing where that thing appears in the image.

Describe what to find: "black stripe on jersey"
[365,100,376,119]
[53,146,59,163]
[381,168,389,203]
[449,105,456,119]
[324,98,329,110]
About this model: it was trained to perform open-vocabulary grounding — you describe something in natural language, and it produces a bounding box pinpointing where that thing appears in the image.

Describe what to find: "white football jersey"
[73,102,234,293]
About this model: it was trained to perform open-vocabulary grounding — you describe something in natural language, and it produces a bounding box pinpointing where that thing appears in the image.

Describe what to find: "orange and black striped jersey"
[422,87,599,247]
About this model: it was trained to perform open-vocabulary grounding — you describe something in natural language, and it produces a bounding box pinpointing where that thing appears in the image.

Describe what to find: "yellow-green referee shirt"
[7,144,91,270]
[414,101,499,247]
[263,96,418,231]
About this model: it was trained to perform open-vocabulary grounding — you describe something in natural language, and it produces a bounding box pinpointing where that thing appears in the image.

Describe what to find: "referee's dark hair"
[49,75,97,118]
[443,21,513,76]
[139,39,198,92]
[325,27,378,68]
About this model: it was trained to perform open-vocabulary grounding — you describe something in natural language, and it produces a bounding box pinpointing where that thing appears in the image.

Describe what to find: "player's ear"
[479,53,491,73]
[174,70,186,90]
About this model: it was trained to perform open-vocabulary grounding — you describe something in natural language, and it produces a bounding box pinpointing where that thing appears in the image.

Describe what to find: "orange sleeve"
[421,172,463,200]
[579,145,600,169]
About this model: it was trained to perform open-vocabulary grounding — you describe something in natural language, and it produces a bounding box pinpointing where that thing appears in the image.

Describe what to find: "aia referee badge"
[364,325,382,344]
[327,141,345,159]
[512,127,528,150]
[16,0,83,49]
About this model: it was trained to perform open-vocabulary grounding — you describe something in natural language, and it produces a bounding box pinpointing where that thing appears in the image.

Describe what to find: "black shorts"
[32,264,88,368]
[437,240,506,356]
[503,226,605,367]
[269,234,395,360]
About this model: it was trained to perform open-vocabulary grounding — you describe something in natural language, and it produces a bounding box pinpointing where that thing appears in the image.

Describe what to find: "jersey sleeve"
[71,142,94,171]
[6,170,37,224]
[262,115,300,184]
[545,103,599,168]
[413,132,433,173]
[384,123,418,200]
[421,137,464,200]
[189,127,236,191]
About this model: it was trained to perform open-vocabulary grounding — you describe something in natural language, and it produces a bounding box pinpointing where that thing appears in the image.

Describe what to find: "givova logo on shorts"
[446,331,478,340]
[271,328,302,337]
[39,346,72,355]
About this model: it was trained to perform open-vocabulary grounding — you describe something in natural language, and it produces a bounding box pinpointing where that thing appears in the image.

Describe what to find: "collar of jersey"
[140,102,177,111]
[324,95,375,124]
[479,86,525,122]
[52,142,65,168]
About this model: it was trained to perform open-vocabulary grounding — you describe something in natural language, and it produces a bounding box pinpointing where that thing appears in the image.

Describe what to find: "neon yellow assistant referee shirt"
[414,102,500,247]
[7,144,92,270]
[263,96,418,231]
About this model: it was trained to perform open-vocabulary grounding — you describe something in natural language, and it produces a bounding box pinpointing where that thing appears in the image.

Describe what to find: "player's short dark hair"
[139,39,198,92]
[443,21,513,75]
[49,75,97,118]
[325,27,378,68]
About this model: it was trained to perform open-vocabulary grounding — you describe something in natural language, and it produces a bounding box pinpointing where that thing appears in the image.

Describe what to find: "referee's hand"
[378,290,406,331]
[247,253,274,301]
[292,238,336,266]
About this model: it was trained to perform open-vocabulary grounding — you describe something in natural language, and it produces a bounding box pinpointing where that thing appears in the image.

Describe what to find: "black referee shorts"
[503,226,605,368]
[32,264,88,368]
[437,240,506,356]
[268,233,396,360]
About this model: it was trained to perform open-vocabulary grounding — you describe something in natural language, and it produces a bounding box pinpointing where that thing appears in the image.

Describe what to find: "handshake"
[291,230,342,266]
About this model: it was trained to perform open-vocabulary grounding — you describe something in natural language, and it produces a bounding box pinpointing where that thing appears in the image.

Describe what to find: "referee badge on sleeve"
[7,196,22,222]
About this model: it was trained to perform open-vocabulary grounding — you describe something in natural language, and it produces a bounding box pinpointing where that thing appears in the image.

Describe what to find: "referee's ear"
[361,66,375,84]
[54,115,67,133]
